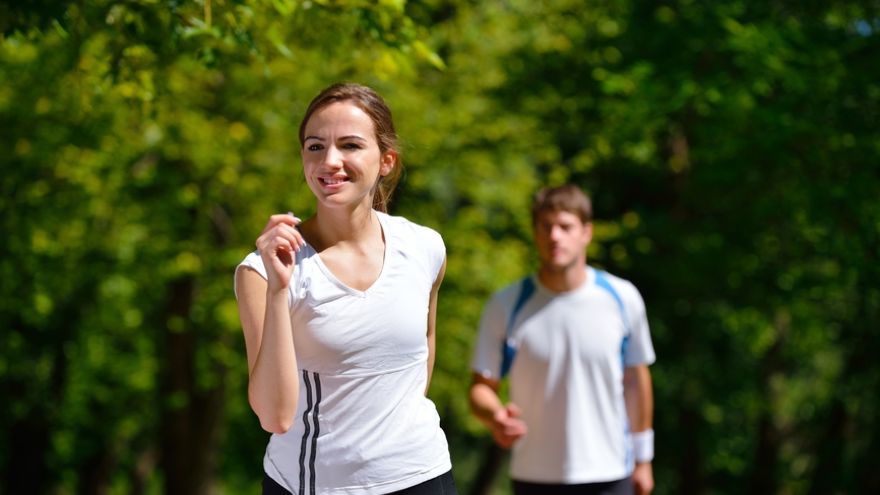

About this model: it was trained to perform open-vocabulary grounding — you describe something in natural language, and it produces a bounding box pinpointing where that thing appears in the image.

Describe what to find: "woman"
[234,83,457,495]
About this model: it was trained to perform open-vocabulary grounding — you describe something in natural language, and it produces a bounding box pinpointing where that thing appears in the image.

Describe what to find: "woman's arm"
[237,268,300,433]
[236,213,306,433]
[424,257,447,394]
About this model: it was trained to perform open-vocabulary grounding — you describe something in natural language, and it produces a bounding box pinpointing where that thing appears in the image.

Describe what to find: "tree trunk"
[158,276,225,495]
[676,406,706,495]
[747,313,787,494]
[468,442,505,495]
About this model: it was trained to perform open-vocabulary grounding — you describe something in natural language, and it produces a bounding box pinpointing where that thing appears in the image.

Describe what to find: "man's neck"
[537,261,588,293]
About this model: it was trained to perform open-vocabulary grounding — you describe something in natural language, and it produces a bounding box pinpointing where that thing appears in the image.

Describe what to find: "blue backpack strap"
[593,268,631,364]
[500,276,535,378]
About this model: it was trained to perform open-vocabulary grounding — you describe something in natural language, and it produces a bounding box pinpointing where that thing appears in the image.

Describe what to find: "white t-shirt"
[236,212,451,495]
[471,267,655,484]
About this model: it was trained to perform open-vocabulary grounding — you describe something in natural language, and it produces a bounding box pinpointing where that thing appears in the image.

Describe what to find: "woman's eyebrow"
[304,134,367,142]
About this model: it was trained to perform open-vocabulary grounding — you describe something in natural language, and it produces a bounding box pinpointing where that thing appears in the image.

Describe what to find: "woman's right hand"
[255,213,305,292]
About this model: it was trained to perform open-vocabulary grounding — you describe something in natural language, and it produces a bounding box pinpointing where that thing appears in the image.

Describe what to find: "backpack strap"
[500,276,535,378]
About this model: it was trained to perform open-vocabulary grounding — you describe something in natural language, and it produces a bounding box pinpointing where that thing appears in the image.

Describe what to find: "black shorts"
[512,476,633,495]
[263,470,458,495]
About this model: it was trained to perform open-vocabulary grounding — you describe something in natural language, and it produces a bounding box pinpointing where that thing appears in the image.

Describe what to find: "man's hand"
[490,403,527,448]
[632,462,654,495]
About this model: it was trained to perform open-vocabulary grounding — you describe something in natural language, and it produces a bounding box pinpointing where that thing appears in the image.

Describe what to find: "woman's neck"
[305,202,380,251]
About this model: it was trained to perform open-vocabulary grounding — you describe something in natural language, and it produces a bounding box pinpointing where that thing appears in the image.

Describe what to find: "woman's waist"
[270,375,447,484]
[291,362,432,430]
[296,354,426,379]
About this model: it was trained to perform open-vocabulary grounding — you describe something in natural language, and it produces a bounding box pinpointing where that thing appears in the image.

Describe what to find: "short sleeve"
[470,289,513,380]
[422,226,446,281]
[389,212,446,282]
[234,250,299,308]
[621,282,656,367]
[233,250,267,299]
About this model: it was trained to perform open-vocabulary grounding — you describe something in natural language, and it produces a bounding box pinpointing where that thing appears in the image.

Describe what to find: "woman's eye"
[307,144,322,151]
[342,142,362,150]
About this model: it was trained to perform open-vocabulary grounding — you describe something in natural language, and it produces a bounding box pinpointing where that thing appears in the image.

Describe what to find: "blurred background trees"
[1,1,877,494]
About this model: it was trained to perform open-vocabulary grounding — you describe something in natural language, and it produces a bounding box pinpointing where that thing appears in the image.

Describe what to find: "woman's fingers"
[259,213,301,237]
[256,214,305,254]
[257,225,303,253]
[254,213,306,290]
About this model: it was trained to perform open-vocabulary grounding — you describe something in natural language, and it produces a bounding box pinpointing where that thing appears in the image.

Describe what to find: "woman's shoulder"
[233,246,319,285]
[379,212,445,277]
[378,211,443,245]
[233,251,266,299]
[236,250,266,278]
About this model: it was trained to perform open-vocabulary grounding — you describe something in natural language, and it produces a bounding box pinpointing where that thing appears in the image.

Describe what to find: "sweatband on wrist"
[632,429,654,463]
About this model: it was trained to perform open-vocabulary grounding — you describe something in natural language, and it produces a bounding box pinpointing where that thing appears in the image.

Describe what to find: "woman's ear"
[379,150,397,177]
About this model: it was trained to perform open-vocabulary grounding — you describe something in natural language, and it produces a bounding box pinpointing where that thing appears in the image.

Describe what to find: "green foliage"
[1,1,445,493]
[2,0,879,494]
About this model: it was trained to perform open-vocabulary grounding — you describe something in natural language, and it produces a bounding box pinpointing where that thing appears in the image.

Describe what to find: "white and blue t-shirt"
[472,267,655,484]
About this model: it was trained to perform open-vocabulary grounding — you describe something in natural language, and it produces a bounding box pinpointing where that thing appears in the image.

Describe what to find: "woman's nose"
[323,145,343,167]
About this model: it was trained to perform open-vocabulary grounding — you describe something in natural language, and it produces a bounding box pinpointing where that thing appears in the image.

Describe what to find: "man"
[469,184,656,495]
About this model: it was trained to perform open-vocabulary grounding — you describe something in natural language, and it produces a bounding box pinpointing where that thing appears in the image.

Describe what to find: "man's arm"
[469,373,527,449]
[624,364,655,495]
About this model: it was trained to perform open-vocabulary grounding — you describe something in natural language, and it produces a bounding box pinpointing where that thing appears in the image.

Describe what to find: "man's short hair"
[531,184,593,225]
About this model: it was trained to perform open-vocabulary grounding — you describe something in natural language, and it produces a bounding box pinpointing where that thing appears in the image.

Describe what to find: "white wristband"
[632,429,654,463]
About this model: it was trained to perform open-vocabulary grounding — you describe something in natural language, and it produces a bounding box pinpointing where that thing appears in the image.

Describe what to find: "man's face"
[534,209,592,271]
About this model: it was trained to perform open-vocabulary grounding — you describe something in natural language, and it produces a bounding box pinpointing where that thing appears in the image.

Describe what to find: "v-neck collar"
[308,211,389,298]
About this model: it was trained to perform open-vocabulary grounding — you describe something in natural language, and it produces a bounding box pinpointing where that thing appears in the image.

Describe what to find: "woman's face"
[301,101,396,210]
